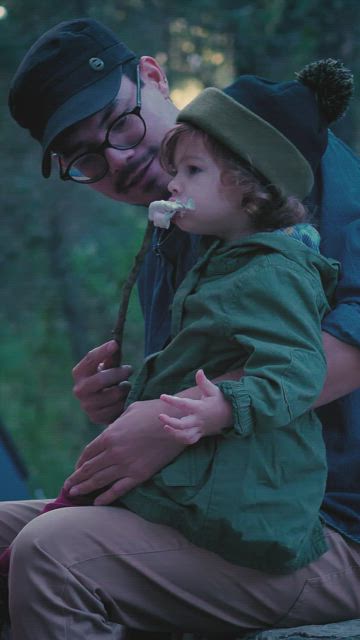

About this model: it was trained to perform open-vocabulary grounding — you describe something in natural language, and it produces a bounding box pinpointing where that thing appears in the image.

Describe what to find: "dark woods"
[1,0,360,494]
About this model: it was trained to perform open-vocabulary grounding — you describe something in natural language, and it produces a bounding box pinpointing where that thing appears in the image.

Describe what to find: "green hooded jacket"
[121,229,339,574]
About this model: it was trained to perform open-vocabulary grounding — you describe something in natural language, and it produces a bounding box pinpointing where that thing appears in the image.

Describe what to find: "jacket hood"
[205,230,340,304]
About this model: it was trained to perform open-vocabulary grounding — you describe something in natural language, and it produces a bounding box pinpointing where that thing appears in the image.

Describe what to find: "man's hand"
[72,340,133,425]
[159,369,233,444]
[66,367,244,505]
[64,398,185,505]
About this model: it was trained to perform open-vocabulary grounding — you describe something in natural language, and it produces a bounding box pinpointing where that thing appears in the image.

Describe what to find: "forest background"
[1,0,360,497]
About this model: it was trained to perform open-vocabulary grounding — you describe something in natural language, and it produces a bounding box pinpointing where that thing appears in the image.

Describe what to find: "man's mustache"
[116,146,159,193]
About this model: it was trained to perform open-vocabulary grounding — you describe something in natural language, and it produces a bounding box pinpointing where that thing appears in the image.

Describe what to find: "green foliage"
[0,76,146,496]
[1,0,360,497]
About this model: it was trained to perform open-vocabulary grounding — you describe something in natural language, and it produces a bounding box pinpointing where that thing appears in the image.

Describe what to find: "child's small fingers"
[159,414,183,429]
[159,414,198,430]
[163,425,201,445]
[195,369,217,396]
[160,394,199,411]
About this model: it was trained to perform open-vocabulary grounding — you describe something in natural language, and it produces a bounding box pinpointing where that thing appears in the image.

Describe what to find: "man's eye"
[111,117,126,134]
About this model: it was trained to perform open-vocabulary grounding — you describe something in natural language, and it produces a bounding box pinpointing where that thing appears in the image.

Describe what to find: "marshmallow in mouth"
[148,198,195,229]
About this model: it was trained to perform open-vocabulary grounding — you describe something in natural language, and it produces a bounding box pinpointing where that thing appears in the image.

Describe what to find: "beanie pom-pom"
[295,58,353,124]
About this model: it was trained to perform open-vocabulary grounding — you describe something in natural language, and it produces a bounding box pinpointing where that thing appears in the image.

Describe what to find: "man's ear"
[139,56,169,97]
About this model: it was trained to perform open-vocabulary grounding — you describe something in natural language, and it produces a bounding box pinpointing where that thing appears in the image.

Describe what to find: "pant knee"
[11,514,49,569]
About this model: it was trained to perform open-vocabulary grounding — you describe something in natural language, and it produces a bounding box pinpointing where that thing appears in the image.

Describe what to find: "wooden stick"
[112,220,154,364]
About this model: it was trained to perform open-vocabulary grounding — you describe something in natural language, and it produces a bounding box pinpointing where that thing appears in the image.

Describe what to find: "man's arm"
[314,331,360,408]
[66,333,360,505]
[213,333,360,409]
[65,367,243,505]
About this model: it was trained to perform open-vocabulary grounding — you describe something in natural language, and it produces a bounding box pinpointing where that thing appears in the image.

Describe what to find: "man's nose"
[104,146,135,170]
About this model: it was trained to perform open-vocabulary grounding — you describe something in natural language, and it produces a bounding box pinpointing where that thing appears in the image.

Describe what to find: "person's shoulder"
[325,130,360,166]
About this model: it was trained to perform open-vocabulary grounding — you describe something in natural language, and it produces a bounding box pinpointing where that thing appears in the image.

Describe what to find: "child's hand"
[159,369,233,445]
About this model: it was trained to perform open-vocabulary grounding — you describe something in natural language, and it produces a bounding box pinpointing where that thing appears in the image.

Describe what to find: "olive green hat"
[177,59,353,199]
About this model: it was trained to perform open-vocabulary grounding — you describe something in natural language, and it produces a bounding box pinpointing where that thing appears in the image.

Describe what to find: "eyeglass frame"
[54,63,146,184]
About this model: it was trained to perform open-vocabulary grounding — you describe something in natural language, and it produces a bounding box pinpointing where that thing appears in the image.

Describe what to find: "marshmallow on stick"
[148,198,195,229]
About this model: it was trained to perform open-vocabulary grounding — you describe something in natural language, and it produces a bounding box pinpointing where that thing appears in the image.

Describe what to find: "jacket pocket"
[161,438,217,487]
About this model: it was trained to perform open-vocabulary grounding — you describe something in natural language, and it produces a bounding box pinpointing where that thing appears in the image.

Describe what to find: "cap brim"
[41,65,123,178]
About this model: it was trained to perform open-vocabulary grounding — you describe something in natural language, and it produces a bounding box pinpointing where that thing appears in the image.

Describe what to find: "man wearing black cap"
[2,17,360,640]
[9,18,178,206]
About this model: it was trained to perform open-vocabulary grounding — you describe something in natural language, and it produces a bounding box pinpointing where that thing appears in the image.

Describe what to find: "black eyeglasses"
[56,65,146,184]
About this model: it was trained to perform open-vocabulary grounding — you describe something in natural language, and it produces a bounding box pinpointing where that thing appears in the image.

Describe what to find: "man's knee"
[11,511,50,562]
[10,507,84,570]
[9,506,141,571]
[0,500,46,550]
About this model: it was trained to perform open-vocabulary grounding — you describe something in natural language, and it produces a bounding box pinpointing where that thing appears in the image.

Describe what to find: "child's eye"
[187,165,201,175]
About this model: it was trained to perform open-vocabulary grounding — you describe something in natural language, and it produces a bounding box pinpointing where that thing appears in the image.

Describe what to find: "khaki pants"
[1,500,360,639]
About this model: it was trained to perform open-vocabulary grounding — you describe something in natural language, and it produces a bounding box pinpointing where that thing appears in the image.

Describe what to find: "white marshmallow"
[148,198,195,229]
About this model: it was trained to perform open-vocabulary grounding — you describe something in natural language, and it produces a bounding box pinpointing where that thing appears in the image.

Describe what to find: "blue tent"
[0,422,29,500]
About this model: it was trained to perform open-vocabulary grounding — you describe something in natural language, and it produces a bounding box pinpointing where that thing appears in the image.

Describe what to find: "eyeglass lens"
[67,112,145,182]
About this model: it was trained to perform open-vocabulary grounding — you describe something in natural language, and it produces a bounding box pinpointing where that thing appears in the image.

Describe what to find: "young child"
[118,59,349,574]
[0,59,350,578]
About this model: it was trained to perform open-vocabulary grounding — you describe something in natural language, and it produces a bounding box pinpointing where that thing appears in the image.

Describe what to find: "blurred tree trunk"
[311,0,360,145]
[48,204,91,365]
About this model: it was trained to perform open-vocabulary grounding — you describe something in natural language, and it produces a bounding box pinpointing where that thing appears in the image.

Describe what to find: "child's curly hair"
[160,123,307,231]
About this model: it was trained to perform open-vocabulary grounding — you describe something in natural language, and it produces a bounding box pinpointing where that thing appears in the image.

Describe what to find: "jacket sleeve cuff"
[216,381,253,437]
